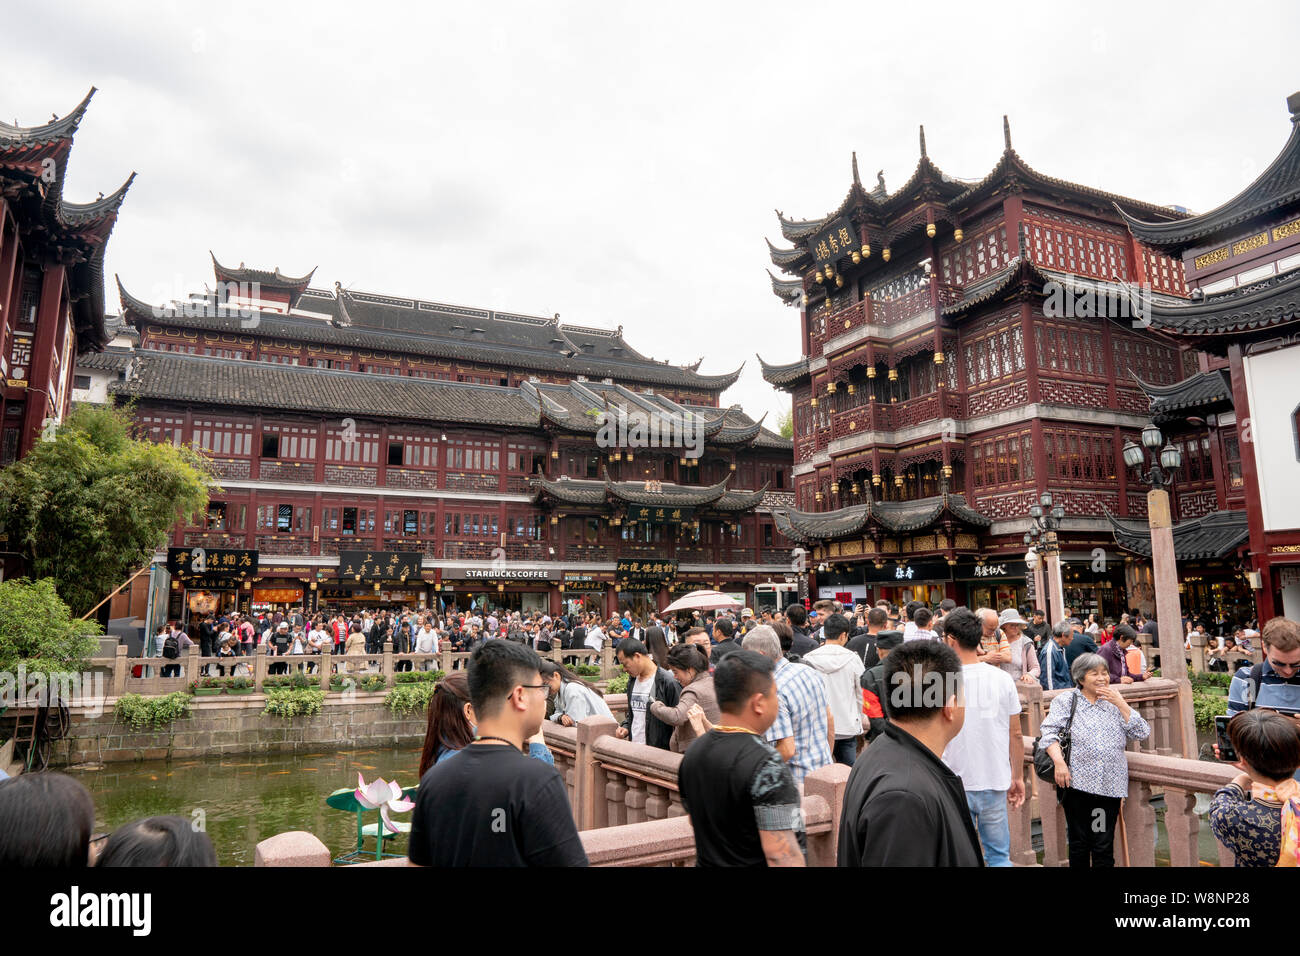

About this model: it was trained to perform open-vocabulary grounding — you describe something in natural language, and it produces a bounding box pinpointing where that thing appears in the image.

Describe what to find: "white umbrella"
[661,589,742,614]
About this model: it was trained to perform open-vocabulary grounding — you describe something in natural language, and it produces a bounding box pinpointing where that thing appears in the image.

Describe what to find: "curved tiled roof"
[530,474,770,512]
[757,354,810,389]
[1117,94,1300,251]
[111,349,540,427]
[773,493,990,544]
[1144,267,1300,344]
[606,471,732,507]
[0,87,95,147]
[769,270,803,304]
[767,238,807,272]
[1136,369,1233,422]
[118,279,742,391]
[1106,509,1248,561]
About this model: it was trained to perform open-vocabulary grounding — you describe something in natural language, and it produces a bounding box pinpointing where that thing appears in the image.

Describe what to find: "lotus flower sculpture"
[354,773,415,834]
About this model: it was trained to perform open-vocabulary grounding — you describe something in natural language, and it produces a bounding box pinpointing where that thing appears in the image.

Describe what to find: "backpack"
[162,634,180,659]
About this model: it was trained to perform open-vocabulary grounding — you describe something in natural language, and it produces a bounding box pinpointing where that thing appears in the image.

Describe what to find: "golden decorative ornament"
[550,449,559,459]
[862,244,871,258]
[954,228,964,242]
[851,252,861,264]
[882,247,891,262]
[850,482,859,495]
[866,365,876,378]
[926,223,936,238]
[801,293,809,305]
[872,474,882,486]
[942,463,953,478]
[815,271,824,283]
[844,319,850,328]
[934,351,944,364]
[895,475,904,488]
[835,275,843,288]
[846,382,856,394]
[887,367,898,381]
[810,396,818,407]
[849,421,855,431]
[827,381,836,393]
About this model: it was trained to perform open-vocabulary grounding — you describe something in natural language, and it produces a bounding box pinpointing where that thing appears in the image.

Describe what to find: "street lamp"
[1026,491,1066,624]
[1121,420,1193,755]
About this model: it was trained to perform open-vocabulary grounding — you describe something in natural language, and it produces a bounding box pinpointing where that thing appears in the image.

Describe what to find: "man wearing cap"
[803,613,866,766]
[268,621,292,675]
[860,629,903,743]
[994,608,1040,684]
[737,608,756,638]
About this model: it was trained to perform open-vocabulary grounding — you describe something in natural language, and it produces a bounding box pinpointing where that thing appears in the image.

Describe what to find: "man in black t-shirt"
[408,640,588,867]
[678,649,806,867]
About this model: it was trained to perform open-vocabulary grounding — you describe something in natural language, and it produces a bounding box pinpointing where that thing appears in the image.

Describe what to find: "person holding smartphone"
[1210,709,1300,866]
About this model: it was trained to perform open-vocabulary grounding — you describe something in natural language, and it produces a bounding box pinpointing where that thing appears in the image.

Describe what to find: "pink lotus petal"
[379,804,401,835]
[388,797,415,812]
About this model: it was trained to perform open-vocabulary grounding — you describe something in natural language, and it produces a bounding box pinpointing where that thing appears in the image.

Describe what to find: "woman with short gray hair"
[1038,651,1150,867]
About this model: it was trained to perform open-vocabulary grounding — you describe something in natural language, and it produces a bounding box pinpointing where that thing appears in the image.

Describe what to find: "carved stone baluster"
[1123,779,1157,867]
[605,773,628,828]
[1162,786,1201,868]
[1038,785,1070,867]
[1153,700,1173,756]
[666,788,685,818]
[624,776,647,825]
[645,782,669,821]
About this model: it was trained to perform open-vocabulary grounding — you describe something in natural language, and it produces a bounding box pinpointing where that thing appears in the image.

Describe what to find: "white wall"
[1242,344,1300,532]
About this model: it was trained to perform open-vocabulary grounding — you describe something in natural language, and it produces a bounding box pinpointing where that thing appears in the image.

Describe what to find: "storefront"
[560,572,609,618]
[615,559,676,621]
[450,567,560,616]
[1058,554,1126,622]
[823,560,955,609]
[319,585,429,613]
[165,547,258,626]
[953,557,1031,614]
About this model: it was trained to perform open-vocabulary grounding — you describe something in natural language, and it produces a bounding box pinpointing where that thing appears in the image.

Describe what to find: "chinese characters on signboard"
[338,551,422,580]
[166,547,258,579]
[809,217,857,265]
[615,559,679,587]
[629,506,693,524]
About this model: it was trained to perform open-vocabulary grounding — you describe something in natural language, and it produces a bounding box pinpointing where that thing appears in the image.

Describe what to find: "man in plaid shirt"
[743,626,833,788]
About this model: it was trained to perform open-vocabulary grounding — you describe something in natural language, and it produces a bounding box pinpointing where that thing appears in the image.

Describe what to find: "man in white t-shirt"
[584,622,605,651]
[940,608,1025,867]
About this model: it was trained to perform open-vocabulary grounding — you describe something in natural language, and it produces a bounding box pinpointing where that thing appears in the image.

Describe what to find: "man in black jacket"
[838,639,983,867]
[710,617,739,665]
[615,637,681,750]
[784,603,818,657]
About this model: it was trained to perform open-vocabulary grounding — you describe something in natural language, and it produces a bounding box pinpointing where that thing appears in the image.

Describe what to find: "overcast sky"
[4,1,1298,423]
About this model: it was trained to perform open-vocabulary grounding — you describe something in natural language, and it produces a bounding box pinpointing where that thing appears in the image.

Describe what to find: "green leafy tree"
[0,577,100,674]
[777,409,793,439]
[0,403,212,616]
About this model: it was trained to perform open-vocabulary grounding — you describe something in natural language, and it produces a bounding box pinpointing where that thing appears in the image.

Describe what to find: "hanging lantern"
[550,449,559,460]
[942,463,953,479]
[801,293,809,305]
[815,490,823,502]
[550,515,558,525]
[815,271,824,283]
[625,450,633,462]
[887,367,898,381]
[871,473,882,486]
[851,251,861,265]
[827,381,836,394]
[926,222,937,238]
[850,481,860,495]
[810,396,818,407]
[954,227,964,242]
[861,244,871,258]
[934,351,944,364]
[882,247,891,262]
[835,275,844,288]
[847,382,856,395]
[866,365,876,378]
[894,474,905,488]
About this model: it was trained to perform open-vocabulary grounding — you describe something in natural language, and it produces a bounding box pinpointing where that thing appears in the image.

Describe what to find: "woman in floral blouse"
[1039,652,1151,867]
[1210,709,1300,866]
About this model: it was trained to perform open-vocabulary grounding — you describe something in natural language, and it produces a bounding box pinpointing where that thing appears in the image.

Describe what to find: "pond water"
[69,746,425,866]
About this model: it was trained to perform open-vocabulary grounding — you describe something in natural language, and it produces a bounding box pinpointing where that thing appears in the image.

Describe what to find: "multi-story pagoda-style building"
[1122,91,1300,622]
[760,119,1232,619]
[98,259,794,624]
[0,89,130,464]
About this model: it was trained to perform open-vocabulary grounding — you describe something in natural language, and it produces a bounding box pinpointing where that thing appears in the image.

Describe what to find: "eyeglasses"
[518,683,549,694]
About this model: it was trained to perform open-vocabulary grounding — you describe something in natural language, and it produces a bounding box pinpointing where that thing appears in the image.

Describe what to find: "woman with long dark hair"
[541,660,614,727]
[417,671,554,779]
[644,625,670,669]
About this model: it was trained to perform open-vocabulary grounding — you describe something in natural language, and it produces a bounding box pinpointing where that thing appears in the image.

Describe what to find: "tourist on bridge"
[1099,625,1151,684]
[1227,617,1300,730]
[1209,709,1300,866]
[941,608,1026,867]
[408,642,587,866]
[742,626,832,788]
[803,613,865,766]
[615,637,681,749]
[542,660,614,727]
[1038,652,1150,867]
[1038,622,1074,690]
[678,650,806,867]
[838,640,983,867]
[650,643,720,753]
[994,608,1039,685]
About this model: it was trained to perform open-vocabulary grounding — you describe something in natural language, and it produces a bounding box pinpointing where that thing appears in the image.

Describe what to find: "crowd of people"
[7,595,1297,869]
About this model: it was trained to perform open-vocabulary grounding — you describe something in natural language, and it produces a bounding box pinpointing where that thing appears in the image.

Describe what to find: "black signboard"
[628,505,693,524]
[339,551,422,580]
[166,547,258,579]
[809,217,858,265]
[461,568,560,581]
[951,558,1030,581]
[858,560,954,584]
[616,558,678,587]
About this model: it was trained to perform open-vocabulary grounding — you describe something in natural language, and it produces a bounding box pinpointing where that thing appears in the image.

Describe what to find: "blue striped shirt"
[765,658,832,787]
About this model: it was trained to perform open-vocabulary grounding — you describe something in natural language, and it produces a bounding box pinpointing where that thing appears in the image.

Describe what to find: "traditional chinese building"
[1124,91,1300,621]
[760,119,1218,618]
[98,258,794,623]
[0,89,129,463]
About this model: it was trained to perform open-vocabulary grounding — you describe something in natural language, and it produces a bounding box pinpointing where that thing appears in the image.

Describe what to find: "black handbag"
[1033,690,1079,785]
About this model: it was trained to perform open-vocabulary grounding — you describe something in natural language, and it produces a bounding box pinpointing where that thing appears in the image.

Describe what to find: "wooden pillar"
[21,265,65,453]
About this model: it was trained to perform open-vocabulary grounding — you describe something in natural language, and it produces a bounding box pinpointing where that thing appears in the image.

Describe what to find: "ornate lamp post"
[1024,492,1066,625]
[1122,421,1194,755]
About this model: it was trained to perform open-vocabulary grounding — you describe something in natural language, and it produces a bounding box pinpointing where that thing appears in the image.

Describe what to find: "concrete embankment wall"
[50,694,427,766]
